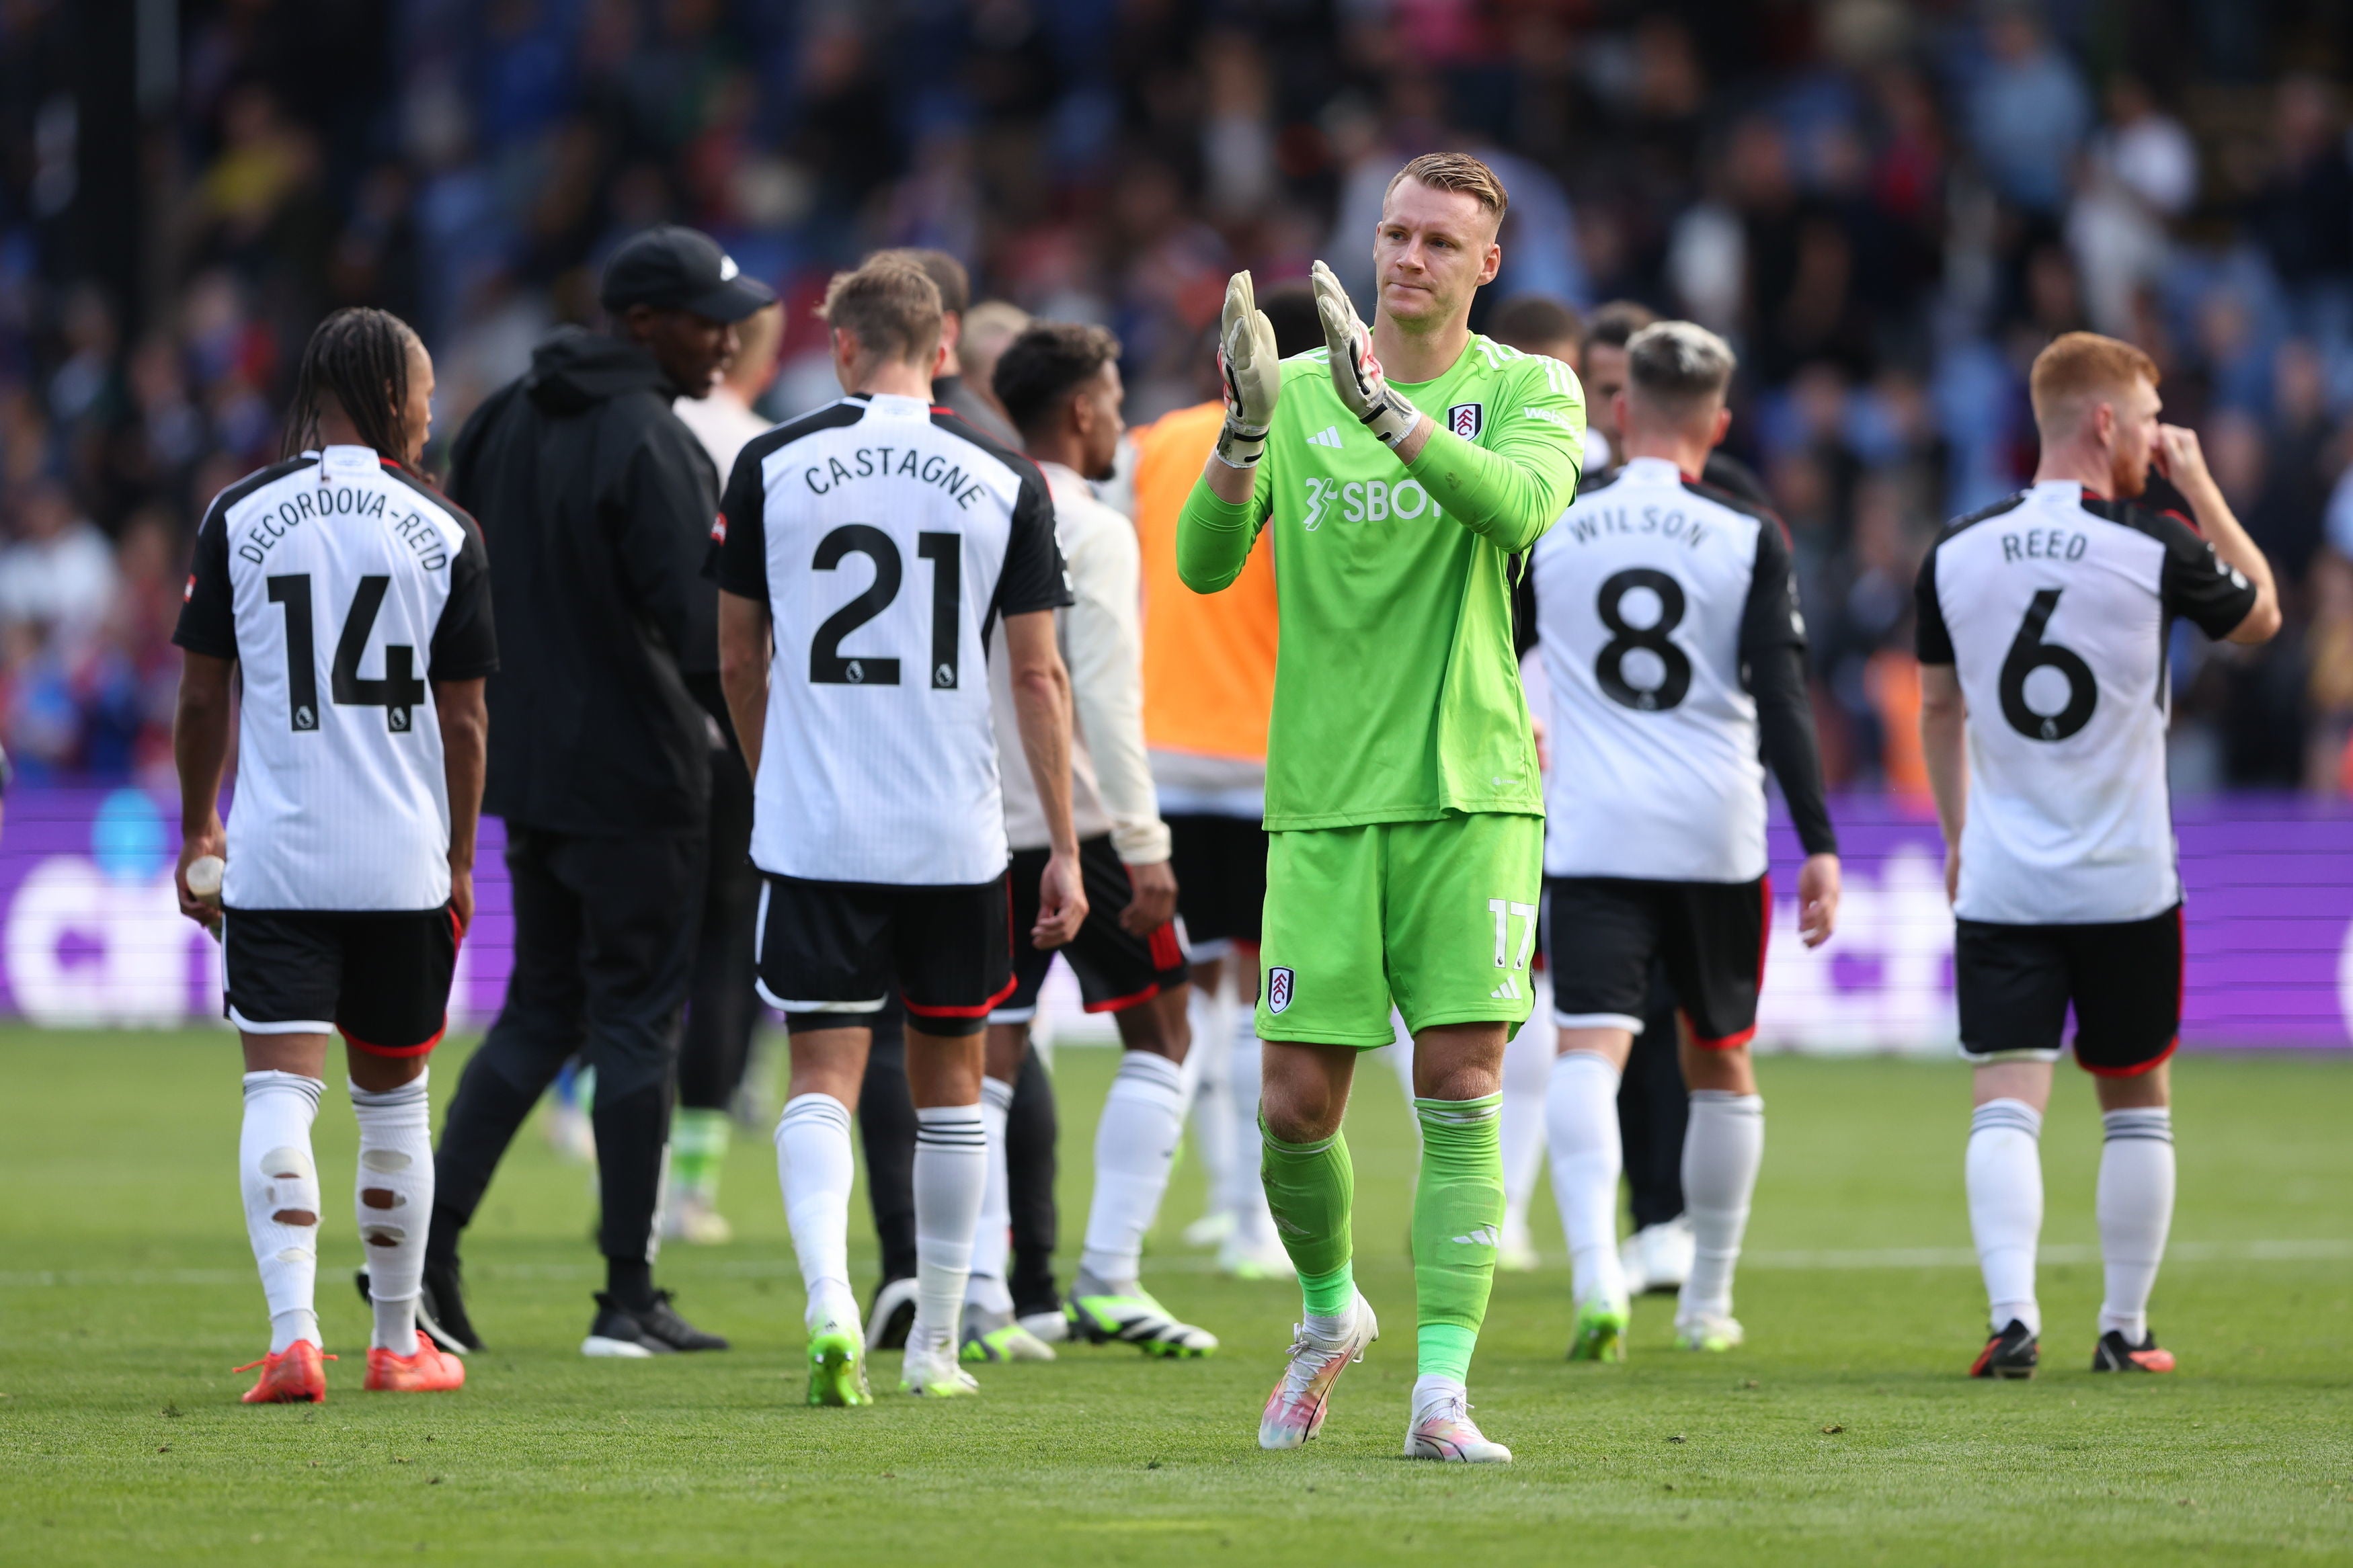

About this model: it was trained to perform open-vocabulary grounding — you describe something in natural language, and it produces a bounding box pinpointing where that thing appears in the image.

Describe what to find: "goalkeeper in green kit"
[1178,152,1585,1462]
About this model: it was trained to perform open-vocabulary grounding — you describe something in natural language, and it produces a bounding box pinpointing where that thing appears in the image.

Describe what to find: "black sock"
[606,1257,654,1311]
[425,1203,467,1270]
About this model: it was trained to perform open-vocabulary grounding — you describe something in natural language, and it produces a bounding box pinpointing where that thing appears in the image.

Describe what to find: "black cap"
[600,225,776,323]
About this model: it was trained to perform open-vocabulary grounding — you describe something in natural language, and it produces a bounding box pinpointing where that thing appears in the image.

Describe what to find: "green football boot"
[806,1323,873,1407]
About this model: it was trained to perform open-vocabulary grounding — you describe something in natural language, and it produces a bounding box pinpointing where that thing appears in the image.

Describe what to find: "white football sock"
[1967,1098,2044,1335]
[1546,1051,1627,1305]
[1226,1014,1280,1244]
[350,1070,434,1352]
[240,1070,324,1354]
[964,1076,1016,1316]
[1079,1050,1188,1290]
[1500,1011,1552,1241]
[1411,1372,1468,1420]
[912,1103,987,1352]
[774,1093,858,1329]
[2096,1107,2174,1343]
[1182,983,1235,1216]
[1678,1090,1763,1322]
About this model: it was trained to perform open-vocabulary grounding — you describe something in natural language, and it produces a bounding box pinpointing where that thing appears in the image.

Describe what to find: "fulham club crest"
[1267,966,1295,1014]
[1448,403,1483,440]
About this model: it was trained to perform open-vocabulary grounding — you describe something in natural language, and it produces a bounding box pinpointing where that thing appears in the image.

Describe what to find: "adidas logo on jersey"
[1308,425,1345,449]
[1489,976,1520,1001]
[1451,1226,1501,1248]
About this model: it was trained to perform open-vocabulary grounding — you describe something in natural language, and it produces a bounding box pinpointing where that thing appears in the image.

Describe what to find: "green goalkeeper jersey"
[1177,335,1585,831]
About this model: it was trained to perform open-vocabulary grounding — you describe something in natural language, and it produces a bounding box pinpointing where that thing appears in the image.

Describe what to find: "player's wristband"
[1214,419,1269,470]
[1361,386,1423,450]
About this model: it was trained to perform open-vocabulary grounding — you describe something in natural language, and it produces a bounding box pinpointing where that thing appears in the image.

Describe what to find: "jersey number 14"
[266,574,425,733]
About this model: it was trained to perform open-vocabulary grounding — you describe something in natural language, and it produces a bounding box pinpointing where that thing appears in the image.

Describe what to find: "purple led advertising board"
[0,788,2345,1051]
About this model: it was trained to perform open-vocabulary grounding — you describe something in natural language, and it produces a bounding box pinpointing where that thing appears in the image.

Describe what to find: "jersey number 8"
[266,573,425,733]
[1595,568,1692,712]
[1998,587,2098,742]
[810,525,961,690]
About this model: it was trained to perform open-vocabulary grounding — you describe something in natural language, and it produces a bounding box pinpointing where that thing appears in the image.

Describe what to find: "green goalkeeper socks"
[670,1108,731,1204]
[1412,1094,1504,1383]
[1261,1121,1355,1318]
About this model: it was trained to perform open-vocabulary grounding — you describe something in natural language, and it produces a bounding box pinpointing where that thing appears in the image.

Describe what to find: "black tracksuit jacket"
[446,328,723,837]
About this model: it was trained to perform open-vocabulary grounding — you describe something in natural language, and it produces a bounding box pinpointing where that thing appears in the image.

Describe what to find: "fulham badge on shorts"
[1448,403,1483,440]
[1267,966,1295,1014]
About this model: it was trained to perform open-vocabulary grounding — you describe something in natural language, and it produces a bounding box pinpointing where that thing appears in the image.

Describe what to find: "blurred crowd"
[4,0,2353,793]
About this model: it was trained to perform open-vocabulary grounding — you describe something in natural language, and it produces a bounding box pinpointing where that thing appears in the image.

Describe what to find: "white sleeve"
[1063,505,1170,864]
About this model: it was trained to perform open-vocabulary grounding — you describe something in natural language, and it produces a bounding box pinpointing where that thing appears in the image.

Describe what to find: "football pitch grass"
[1,1032,2347,1565]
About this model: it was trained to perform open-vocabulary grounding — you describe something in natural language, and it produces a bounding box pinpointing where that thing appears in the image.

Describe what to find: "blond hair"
[1384,152,1510,225]
[1626,321,1737,415]
[818,258,943,366]
[2030,331,2159,431]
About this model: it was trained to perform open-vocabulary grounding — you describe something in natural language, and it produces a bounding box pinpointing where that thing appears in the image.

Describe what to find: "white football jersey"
[713,393,1070,886]
[1533,456,1802,882]
[1916,480,2258,924]
[175,445,498,911]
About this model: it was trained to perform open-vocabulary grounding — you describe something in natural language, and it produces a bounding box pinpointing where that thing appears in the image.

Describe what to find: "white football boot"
[1405,1383,1513,1464]
[1622,1215,1694,1296]
[900,1323,981,1397]
[1258,1290,1378,1449]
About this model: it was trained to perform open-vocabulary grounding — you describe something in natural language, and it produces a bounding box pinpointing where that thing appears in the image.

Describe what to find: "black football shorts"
[225,905,464,1057]
[1954,904,2183,1076]
[1545,874,1771,1049]
[993,836,1189,1024]
[1166,812,1267,950]
[756,871,1013,1038]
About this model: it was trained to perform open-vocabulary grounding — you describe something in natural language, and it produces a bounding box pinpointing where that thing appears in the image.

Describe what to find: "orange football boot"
[364,1331,467,1392]
[236,1340,333,1403]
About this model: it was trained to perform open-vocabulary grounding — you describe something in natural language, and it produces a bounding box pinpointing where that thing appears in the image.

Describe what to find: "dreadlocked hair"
[282,306,420,462]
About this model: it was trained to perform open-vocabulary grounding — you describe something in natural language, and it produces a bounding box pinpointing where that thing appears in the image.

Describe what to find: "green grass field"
[2,1031,2348,1566]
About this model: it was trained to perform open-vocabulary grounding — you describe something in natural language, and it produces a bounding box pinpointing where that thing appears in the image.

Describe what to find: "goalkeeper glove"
[1215,270,1281,469]
[1312,259,1424,450]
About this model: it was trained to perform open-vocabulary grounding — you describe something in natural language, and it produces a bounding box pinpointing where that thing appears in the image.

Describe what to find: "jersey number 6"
[1595,568,1692,712]
[810,525,961,690]
[1998,587,2097,742]
[266,573,425,733]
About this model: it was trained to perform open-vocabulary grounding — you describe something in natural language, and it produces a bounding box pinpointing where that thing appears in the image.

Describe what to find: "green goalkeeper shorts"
[1255,812,1544,1047]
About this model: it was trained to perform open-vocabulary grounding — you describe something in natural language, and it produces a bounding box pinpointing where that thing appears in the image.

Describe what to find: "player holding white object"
[713,258,1083,1404]
[1530,322,1840,1362]
[174,308,495,1403]
[1917,333,2278,1379]
[971,321,1213,1362]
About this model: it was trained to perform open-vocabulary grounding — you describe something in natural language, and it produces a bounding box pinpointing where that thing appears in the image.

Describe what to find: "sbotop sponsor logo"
[1300,475,1439,531]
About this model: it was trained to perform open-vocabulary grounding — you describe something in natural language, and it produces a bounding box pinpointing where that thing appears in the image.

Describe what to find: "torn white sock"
[350,1069,434,1351]
[241,1070,324,1354]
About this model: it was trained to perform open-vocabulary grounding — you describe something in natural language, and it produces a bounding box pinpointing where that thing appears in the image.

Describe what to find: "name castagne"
[237,485,449,571]
[803,444,989,508]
